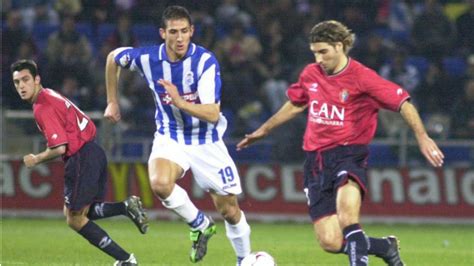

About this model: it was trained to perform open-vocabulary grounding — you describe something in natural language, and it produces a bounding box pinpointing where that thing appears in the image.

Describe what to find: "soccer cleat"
[124,196,149,234]
[189,217,217,263]
[378,236,405,266]
[113,253,137,266]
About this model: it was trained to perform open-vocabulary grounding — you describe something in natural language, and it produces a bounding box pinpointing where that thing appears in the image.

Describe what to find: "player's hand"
[417,134,444,167]
[236,128,268,151]
[158,79,184,107]
[104,101,121,123]
[23,154,38,168]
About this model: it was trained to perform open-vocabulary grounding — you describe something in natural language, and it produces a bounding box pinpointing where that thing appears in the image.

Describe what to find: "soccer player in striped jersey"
[238,20,445,266]
[11,59,148,266]
[104,5,251,264]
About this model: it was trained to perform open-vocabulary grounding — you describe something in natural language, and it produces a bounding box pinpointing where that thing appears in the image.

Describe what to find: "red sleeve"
[35,105,68,148]
[286,82,308,105]
[359,67,410,111]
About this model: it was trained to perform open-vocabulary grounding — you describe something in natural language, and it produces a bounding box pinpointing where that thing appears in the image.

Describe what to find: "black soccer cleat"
[378,236,405,266]
[189,216,217,263]
[124,196,149,234]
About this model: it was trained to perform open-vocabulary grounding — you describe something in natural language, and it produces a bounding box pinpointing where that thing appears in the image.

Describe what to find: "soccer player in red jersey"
[11,59,149,266]
[237,21,444,266]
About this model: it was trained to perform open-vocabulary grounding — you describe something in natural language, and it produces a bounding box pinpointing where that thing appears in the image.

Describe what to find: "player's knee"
[316,228,343,253]
[337,212,358,229]
[66,212,87,231]
[149,176,174,198]
[318,234,343,253]
[220,205,240,223]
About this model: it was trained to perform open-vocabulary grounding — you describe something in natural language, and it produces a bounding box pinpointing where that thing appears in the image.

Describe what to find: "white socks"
[225,211,251,258]
[160,184,199,223]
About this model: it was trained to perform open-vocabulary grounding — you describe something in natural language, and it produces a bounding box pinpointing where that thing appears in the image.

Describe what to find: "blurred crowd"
[2,0,474,148]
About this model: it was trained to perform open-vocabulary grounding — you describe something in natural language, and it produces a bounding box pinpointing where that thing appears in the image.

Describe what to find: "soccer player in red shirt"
[237,21,444,266]
[11,59,149,265]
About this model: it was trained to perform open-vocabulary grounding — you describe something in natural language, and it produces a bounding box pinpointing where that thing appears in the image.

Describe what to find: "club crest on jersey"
[185,71,194,86]
[119,53,130,67]
[340,89,349,103]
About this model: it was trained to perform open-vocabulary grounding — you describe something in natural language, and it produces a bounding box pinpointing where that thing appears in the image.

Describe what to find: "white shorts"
[148,133,242,195]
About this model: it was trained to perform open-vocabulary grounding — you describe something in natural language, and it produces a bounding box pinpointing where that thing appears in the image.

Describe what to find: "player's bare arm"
[400,101,444,167]
[158,79,220,123]
[23,145,66,168]
[104,50,122,123]
[237,101,306,150]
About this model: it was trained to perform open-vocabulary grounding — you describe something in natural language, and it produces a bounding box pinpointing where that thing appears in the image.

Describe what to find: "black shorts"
[64,141,108,211]
[304,145,369,222]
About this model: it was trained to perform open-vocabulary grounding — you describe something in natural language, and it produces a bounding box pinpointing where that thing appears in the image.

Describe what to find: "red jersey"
[33,88,96,157]
[287,58,410,152]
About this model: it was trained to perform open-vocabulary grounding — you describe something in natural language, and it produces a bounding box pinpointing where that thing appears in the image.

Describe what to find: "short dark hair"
[309,20,356,54]
[161,5,192,29]
[10,59,39,77]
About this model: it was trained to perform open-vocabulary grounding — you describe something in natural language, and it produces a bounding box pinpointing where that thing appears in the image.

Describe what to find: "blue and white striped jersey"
[114,43,227,145]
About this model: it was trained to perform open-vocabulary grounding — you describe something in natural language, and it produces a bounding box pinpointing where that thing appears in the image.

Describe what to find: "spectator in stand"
[352,32,392,71]
[20,1,60,32]
[191,6,217,49]
[17,39,41,65]
[416,61,462,116]
[8,0,59,31]
[106,13,139,48]
[286,18,316,72]
[387,0,416,39]
[80,0,115,25]
[215,21,265,133]
[378,49,421,138]
[455,0,474,55]
[46,15,92,65]
[339,3,372,36]
[215,0,252,29]
[464,54,474,81]
[2,9,33,109]
[59,76,82,106]
[54,0,82,18]
[451,79,474,139]
[379,49,421,94]
[2,10,30,65]
[412,0,454,60]
[46,15,92,91]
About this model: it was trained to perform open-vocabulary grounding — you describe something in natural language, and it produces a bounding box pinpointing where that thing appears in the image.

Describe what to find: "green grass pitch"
[1,218,472,265]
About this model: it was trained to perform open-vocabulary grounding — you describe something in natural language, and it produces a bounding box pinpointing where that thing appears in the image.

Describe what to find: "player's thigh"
[336,179,362,227]
[313,214,343,252]
[148,158,184,184]
[148,134,188,183]
[187,140,242,195]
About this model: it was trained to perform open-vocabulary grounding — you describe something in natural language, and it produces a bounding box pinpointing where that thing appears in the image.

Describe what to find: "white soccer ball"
[241,251,276,266]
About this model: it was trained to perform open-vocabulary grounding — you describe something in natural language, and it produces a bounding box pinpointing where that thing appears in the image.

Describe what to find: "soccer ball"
[241,251,276,266]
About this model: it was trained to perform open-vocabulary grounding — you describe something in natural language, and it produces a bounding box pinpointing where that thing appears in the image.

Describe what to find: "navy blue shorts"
[304,145,369,222]
[64,141,107,211]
